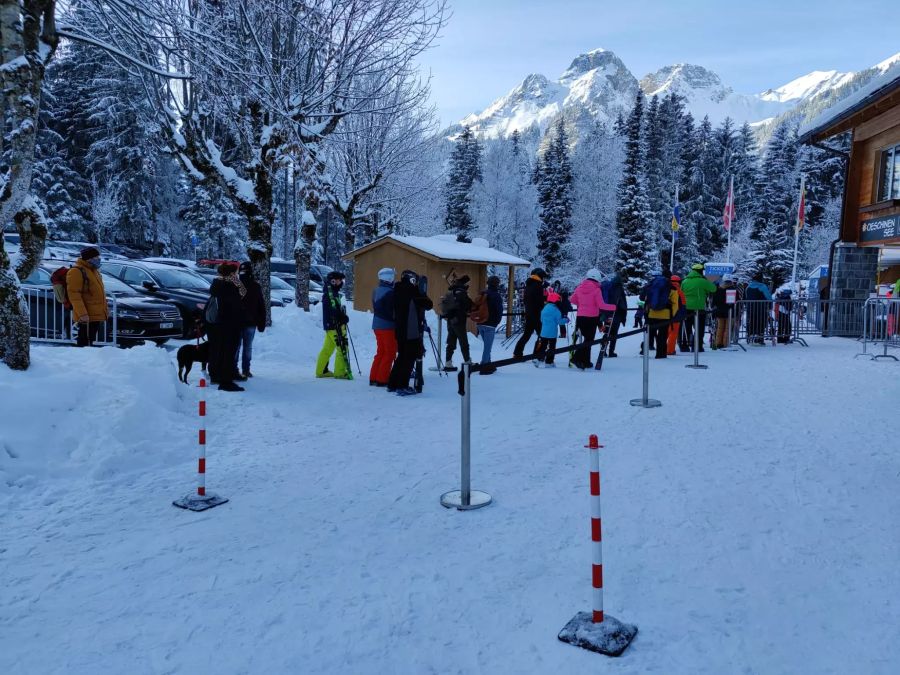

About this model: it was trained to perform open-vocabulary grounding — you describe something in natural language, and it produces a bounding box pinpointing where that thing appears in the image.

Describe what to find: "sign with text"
[726,289,737,304]
[859,214,899,244]
[704,262,735,277]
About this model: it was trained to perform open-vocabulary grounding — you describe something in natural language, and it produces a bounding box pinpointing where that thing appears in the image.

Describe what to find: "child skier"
[316,271,352,380]
[535,291,568,368]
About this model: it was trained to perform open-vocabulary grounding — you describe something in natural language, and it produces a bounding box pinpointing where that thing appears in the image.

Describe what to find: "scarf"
[221,272,247,298]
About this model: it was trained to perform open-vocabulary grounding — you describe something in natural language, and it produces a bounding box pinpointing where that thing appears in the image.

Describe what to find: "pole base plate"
[173,492,229,511]
[685,364,709,369]
[629,398,662,408]
[440,489,492,510]
[558,611,638,657]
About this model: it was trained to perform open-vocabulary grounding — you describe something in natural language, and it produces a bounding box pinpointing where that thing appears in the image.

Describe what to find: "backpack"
[51,266,87,310]
[440,289,459,318]
[469,295,489,324]
[204,296,220,325]
[646,276,671,312]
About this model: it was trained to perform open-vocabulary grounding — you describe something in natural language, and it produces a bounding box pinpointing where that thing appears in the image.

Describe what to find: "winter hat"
[531,268,547,279]
[586,268,602,282]
[378,267,395,283]
[546,291,561,303]
[80,246,101,261]
[722,273,735,283]
[217,262,238,276]
[326,271,346,283]
[691,263,705,272]
[401,269,418,284]
[670,274,681,282]
[456,275,471,287]
[238,261,253,277]
[487,275,501,289]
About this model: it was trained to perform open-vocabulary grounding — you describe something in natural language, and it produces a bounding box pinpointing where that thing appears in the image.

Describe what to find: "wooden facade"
[342,237,530,337]
[802,74,900,248]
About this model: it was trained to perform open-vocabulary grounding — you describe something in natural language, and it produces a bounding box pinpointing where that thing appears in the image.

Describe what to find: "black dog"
[177,342,209,384]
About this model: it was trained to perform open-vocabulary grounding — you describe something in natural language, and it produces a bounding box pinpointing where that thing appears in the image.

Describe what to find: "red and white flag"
[722,175,735,231]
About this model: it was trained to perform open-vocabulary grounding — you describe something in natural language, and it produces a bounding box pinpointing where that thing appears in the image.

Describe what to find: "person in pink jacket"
[569,268,615,369]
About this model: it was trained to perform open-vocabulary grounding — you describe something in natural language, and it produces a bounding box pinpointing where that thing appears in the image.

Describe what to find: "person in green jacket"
[894,277,900,298]
[680,263,717,351]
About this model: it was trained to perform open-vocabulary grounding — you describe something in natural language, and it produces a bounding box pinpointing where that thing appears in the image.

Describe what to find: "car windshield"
[152,268,210,290]
[270,276,292,291]
[101,273,138,295]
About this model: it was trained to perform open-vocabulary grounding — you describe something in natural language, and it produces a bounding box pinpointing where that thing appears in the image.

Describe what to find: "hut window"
[877,143,900,201]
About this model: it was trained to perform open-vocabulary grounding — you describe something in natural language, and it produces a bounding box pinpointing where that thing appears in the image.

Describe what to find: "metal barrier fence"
[710,298,873,346]
[859,297,900,360]
[24,287,118,346]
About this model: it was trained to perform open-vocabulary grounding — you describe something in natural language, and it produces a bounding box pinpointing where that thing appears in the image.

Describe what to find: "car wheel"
[152,338,169,346]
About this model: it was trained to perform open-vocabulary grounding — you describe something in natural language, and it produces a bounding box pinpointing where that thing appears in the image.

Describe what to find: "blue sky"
[419,0,899,126]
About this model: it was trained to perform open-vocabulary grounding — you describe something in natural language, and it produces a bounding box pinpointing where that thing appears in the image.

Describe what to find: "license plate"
[160,322,174,329]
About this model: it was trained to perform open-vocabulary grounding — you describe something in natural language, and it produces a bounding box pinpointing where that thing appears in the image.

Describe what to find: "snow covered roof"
[798,66,900,142]
[343,234,531,266]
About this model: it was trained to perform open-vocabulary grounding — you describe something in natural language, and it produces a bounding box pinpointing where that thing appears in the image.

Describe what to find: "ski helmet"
[546,291,561,303]
[586,268,603,283]
[401,269,418,285]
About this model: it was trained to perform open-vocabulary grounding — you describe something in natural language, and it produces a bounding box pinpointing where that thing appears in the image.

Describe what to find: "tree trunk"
[0,1,57,370]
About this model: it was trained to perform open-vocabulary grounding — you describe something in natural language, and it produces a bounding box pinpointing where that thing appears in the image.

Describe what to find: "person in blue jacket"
[370,268,396,386]
[535,291,568,367]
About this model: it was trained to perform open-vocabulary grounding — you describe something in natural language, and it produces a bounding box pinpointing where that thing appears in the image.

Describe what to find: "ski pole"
[345,326,363,375]
[424,324,446,376]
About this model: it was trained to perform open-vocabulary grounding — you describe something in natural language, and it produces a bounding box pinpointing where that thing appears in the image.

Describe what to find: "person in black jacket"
[388,270,434,394]
[601,273,628,357]
[472,275,503,375]
[316,271,351,379]
[443,275,473,369]
[234,262,266,379]
[208,262,246,392]
[513,268,547,358]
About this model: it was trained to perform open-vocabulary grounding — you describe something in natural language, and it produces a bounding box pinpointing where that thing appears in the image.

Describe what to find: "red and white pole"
[588,434,603,623]
[173,377,227,511]
[197,378,207,497]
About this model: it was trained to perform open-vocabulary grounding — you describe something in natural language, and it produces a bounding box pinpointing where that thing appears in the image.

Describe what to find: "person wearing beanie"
[513,268,548,358]
[535,291,568,367]
[316,271,352,380]
[208,262,246,391]
[681,262,717,352]
[370,268,396,386]
[568,268,615,369]
[639,269,677,359]
[712,274,737,348]
[441,274,473,370]
[66,246,107,346]
[234,261,266,379]
[469,275,503,374]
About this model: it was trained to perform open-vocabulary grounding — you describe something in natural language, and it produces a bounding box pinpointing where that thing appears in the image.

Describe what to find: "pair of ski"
[567,318,610,371]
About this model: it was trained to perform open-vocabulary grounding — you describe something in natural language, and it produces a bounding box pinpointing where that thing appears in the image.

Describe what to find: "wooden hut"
[342,234,531,337]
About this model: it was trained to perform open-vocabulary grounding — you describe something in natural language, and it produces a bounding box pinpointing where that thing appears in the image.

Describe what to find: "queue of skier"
[313,262,787,396]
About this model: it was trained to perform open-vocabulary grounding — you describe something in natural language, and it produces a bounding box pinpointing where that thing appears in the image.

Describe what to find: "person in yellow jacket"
[641,269,679,359]
[66,246,108,347]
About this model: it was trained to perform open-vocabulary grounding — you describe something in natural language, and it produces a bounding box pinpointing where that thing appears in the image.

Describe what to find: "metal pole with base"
[441,362,492,510]
[685,311,708,370]
[722,306,744,352]
[630,325,662,408]
[429,317,444,372]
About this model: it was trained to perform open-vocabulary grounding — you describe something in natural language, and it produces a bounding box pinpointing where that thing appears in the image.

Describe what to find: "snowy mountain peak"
[876,52,900,73]
[640,64,730,101]
[759,70,854,103]
[559,48,624,84]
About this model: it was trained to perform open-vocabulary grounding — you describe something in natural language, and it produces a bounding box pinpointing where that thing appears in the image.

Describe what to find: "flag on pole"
[723,176,735,231]
[671,202,680,232]
[795,178,806,232]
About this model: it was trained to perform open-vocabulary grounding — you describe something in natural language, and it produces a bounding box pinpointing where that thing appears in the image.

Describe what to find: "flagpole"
[671,185,678,270]
[791,175,805,288]
[726,175,733,263]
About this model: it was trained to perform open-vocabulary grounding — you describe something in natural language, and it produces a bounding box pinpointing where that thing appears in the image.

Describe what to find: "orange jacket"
[66,259,108,322]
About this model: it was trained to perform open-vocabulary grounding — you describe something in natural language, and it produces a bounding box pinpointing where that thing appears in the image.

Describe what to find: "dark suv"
[103,260,210,338]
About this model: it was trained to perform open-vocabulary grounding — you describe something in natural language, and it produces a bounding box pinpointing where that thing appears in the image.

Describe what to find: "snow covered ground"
[2,306,899,674]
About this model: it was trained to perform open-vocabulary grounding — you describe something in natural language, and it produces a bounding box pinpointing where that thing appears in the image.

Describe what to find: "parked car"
[102,260,210,338]
[21,263,184,345]
[269,258,329,295]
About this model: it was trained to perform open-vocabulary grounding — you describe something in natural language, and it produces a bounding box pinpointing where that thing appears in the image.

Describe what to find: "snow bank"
[0,343,191,494]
